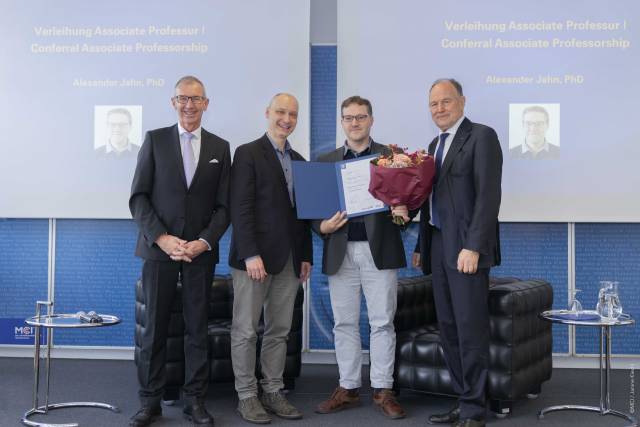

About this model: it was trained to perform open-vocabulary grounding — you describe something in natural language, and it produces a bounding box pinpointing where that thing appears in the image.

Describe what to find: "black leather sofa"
[394,275,553,416]
[134,275,304,401]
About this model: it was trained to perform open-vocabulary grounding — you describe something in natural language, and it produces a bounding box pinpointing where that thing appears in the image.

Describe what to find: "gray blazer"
[311,140,407,275]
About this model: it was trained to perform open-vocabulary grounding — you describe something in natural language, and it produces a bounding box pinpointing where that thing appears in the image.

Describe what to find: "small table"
[538,309,637,427]
[21,301,122,427]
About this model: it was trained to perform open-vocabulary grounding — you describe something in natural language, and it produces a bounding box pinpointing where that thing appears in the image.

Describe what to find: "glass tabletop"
[25,313,121,328]
[540,309,634,326]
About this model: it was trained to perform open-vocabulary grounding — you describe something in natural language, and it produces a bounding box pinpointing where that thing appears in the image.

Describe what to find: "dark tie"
[431,132,449,229]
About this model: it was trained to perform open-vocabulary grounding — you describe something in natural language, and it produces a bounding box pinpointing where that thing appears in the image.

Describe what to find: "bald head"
[265,93,299,145]
[268,92,298,109]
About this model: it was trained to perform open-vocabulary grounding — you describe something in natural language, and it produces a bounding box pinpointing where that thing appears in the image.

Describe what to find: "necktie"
[182,132,196,187]
[431,132,449,229]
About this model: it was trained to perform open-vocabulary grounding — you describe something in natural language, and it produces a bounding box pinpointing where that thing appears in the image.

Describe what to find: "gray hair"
[174,75,207,98]
[430,78,464,96]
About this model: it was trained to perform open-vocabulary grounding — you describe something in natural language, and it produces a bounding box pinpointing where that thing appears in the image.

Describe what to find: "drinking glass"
[568,289,582,313]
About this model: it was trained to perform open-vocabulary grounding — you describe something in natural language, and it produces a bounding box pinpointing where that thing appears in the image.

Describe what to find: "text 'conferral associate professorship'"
[441,19,631,50]
[30,25,209,54]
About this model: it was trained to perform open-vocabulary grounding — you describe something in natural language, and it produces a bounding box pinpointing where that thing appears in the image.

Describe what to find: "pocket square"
[209,158,219,164]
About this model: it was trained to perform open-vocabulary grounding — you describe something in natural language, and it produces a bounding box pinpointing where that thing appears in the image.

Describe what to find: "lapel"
[440,118,472,178]
[369,140,387,156]
[169,125,189,189]
[258,134,289,191]
[428,137,438,156]
[327,147,343,162]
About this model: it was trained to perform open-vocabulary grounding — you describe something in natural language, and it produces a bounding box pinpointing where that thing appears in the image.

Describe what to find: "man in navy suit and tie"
[414,79,502,427]
[129,76,231,427]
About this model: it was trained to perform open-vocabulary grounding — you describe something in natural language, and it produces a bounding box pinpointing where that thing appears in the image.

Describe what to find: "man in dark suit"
[413,79,502,427]
[129,76,231,427]
[313,96,407,419]
[229,93,312,424]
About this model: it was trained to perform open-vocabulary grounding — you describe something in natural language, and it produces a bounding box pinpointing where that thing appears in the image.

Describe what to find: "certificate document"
[338,157,385,215]
[292,155,388,219]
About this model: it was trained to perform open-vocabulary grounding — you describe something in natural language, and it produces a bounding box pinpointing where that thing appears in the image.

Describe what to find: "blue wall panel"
[54,219,140,346]
[0,219,49,316]
[575,224,640,355]
[0,219,49,345]
[492,223,569,354]
[308,45,339,350]
[310,45,337,161]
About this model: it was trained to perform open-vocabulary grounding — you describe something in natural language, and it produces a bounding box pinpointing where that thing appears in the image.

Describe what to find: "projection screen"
[338,0,639,222]
[0,0,310,218]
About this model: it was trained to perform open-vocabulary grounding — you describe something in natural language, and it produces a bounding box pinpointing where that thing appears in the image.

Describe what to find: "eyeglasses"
[174,95,207,105]
[342,114,369,123]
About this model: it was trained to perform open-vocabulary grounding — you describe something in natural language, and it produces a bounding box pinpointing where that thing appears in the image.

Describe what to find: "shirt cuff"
[198,238,212,251]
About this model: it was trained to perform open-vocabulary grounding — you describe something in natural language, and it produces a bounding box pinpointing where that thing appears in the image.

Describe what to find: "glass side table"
[21,301,122,427]
[538,309,636,427]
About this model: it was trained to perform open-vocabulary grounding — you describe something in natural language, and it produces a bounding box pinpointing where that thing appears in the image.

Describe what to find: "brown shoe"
[373,389,406,419]
[315,387,360,414]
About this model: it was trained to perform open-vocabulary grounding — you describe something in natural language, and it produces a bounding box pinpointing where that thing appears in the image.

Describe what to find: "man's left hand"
[457,249,479,274]
[299,262,311,283]
[391,205,410,223]
[182,240,208,260]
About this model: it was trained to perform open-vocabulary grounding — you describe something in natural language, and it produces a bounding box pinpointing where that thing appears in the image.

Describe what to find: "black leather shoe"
[183,402,215,426]
[428,405,460,424]
[129,406,162,427]
[453,418,486,427]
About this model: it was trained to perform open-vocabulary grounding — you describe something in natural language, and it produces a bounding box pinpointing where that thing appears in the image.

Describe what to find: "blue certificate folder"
[292,155,387,219]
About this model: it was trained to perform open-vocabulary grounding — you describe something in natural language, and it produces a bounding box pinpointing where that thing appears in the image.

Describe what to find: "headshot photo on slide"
[508,103,560,160]
[94,105,142,158]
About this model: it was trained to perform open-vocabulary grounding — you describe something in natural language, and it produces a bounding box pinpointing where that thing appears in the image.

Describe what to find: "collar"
[522,138,550,153]
[266,132,291,153]
[178,124,202,141]
[106,139,132,153]
[343,138,372,156]
[439,115,465,140]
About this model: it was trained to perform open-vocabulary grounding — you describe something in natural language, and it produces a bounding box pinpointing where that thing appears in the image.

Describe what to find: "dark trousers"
[137,259,214,406]
[430,228,490,420]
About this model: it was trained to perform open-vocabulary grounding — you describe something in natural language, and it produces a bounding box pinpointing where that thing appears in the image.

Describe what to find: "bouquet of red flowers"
[369,145,436,225]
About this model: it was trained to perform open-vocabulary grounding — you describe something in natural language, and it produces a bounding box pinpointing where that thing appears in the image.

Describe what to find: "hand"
[299,261,311,283]
[457,249,479,274]
[412,252,422,268]
[169,243,192,263]
[246,256,268,283]
[391,205,410,223]
[182,240,208,259]
[156,234,187,256]
[320,211,348,234]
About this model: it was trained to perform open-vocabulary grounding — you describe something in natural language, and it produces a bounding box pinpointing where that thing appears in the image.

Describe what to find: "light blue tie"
[182,132,196,187]
[431,132,449,229]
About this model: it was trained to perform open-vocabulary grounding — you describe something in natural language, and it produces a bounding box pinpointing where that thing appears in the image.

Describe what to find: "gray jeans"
[230,255,299,399]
